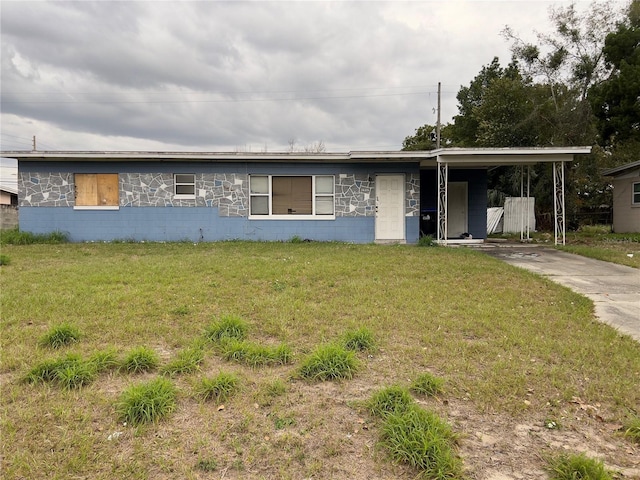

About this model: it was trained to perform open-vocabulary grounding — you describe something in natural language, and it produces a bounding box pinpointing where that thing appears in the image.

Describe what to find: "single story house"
[3,147,590,244]
[603,160,640,233]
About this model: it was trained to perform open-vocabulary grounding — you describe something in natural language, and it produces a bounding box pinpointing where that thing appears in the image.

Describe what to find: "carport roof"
[1,146,591,165]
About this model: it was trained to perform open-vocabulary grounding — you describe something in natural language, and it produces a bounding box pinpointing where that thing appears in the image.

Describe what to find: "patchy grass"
[558,224,640,268]
[1,242,639,478]
[495,227,640,267]
[218,338,292,367]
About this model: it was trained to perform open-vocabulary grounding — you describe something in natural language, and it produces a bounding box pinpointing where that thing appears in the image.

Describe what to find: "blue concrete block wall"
[19,207,380,243]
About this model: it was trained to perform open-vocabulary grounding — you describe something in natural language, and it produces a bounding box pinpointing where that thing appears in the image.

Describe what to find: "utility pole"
[436,82,441,149]
[32,135,37,151]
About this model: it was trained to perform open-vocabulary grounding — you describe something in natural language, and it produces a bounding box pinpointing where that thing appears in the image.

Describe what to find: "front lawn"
[1,242,638,479]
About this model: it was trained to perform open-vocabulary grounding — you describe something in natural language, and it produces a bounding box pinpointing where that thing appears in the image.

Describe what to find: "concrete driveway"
[480,245,640,342]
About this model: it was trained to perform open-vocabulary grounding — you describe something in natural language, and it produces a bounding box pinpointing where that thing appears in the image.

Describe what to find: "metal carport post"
[436,155,448,244]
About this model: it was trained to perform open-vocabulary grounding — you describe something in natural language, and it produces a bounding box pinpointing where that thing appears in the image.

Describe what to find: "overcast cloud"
[0,0,600,154]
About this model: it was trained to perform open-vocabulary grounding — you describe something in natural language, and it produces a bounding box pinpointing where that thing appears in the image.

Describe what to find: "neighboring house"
[603,160,640,233]
[2,147,589,244]
[1,186,18,206]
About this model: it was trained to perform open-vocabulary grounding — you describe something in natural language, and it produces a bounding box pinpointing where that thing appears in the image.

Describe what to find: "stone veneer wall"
[121,173,247,216]
[406,173,420,216]
[335,173,374,216]
[20,171,419,218]
[20,173,74,207]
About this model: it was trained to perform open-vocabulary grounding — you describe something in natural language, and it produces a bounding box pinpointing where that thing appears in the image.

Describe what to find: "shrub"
[39,323,81,349]
[545,452,614,480]
[121,346,159,374]
[380,405,462,479]
[117,377,177,425]
[161,346,205,377]
[297,344,359,381]
[220,339,292,367]
[368,386,414,418]
[341,327,376,352]
[204,315,248,342]
[0,254,10,266]
[410,372,445,397]
[196,372,241,402]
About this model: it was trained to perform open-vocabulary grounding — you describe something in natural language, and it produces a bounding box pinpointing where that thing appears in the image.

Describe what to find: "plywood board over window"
[75,174,119,206]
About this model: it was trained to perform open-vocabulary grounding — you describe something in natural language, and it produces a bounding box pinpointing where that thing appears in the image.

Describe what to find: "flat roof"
[0,146,591,166]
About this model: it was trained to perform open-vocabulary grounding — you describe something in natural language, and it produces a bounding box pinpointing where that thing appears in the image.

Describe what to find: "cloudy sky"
[1,0,606,160]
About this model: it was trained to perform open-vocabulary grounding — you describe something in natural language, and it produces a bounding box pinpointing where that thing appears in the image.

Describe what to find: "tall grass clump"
[0,228,68,245]
[161,346,205,377]
[410,372,445,397]
[88,348,120,373]
[297,344,359,381]
[204,315,248,342]
[220,339,292,367]
[367,386,414,417]
[380,406,462,479]
[25,354,96,389]
[0,254,10,266]
[196,372,241,402]
[117,377,177,425]
[623,416,640,443]
[121,346,160,374]
[545,452,614,480]
[341,327,376,352]
[368,386,462,479]
[39,323,81,349]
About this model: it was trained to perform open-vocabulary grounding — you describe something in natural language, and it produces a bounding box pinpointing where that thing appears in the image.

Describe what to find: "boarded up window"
[272,176,312,215]
[75,174,119,206]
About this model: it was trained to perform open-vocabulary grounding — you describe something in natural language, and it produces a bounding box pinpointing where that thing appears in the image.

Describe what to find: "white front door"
[375,174,405,241]
[448,182,468,238]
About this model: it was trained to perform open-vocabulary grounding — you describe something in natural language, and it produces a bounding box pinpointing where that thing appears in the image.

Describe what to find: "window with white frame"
[250,175,334,217]
[633,182,640,205]
[174,174,195,197]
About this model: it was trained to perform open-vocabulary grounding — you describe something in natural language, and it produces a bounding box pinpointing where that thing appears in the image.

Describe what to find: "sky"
[0,0,612,170]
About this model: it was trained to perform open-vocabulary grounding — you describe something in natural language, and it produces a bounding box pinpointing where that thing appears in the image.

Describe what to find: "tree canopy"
[401,1,638,227]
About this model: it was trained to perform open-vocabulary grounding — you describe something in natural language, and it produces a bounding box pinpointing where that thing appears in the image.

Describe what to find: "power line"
[0,90,449,105]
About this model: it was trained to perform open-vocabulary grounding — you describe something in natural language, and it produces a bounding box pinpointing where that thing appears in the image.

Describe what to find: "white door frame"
[375,174,405,242]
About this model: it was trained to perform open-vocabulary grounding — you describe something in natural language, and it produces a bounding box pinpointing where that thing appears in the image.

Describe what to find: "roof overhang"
[602,160,640,177]
[0,146,592,166]
[419,147,592,168]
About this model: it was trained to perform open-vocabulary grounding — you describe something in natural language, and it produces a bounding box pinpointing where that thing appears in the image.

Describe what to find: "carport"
[419,147,592,246]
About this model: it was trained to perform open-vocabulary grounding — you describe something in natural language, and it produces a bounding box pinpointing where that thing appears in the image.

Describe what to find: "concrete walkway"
[479,245,640,342]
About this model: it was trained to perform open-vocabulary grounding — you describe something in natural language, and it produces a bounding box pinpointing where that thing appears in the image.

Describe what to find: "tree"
[401,123,455,150]
[590,0,640,147]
